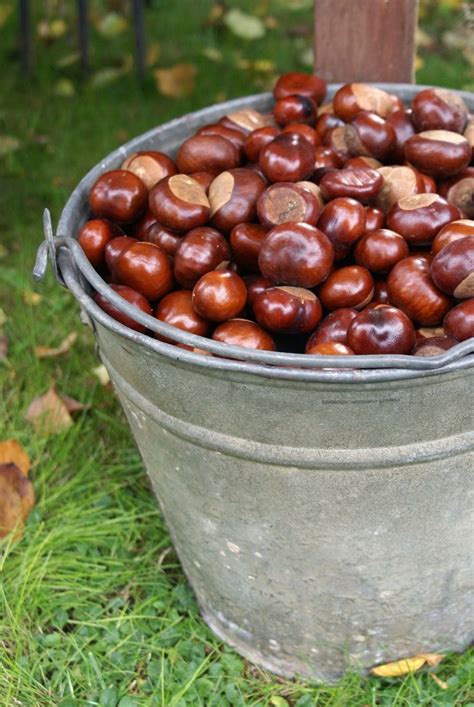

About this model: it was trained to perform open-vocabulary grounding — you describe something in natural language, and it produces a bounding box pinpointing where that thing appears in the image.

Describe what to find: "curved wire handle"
[33,210,474,371]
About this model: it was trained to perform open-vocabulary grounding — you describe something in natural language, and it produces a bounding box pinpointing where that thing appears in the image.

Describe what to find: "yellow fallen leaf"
[146,42,161,67]
[25,387,73,436]
[92,364,110,386]
[0,463,35,540]
[0,440,30,476]
[0,135,21,157]
[97,12,128,37]
[202,46,223,63]
[23,290,43,306]
[35,331,77,359]
[370,655,426,677]
[420,653,445,667]
[224,9,266,40]
[54,79,76,97]
[430,673,448,689]
[154,63,197,98]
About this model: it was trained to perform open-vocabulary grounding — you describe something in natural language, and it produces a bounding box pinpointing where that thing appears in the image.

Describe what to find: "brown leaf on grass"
[61,395,90,414]
[370,653,444,677]
[154,64,197,98]
[0,440,31,476]
[23,290,43,306]
[34,331,77,359]
[0,463,35,539]
[25,387,73,435]
[0,336,8,360]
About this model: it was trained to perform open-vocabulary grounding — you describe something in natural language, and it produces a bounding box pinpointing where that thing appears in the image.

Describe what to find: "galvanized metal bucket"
[34,84,474,683]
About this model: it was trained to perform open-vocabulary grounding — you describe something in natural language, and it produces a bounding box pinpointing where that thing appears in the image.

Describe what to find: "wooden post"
[314,0,418,83]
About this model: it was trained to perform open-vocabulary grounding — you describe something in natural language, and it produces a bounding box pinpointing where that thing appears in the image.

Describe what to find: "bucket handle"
[33,209,474,371]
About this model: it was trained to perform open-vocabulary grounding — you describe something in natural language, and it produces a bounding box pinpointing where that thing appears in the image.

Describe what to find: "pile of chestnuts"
[78,72,474,358]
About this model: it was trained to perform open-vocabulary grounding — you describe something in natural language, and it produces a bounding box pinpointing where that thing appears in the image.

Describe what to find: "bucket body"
[48,85,474,682]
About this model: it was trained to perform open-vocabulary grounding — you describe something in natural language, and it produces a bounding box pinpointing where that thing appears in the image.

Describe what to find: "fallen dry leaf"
[23,290,43,306]
[0,135,21,157]
[35,331,77,359]
[0,463,35,539]
[146,42,161,67]
[92,364,110,386]
[224,9,266,40]
[96,12,128,37]
[61,394,90,414]
[0,336,8,360]
[370,652,444,677]
[0,440,31,476]
[54,78,76,97]
[154,63,197,98]
[430,673,448,689]
[25,387,73,435]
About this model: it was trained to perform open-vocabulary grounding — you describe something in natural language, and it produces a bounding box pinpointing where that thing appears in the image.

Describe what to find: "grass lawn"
[0,1,472,705]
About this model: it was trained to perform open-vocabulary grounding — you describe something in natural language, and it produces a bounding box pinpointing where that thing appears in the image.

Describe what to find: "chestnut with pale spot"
[411,88,469,133]
[149,175,210,233]
[208,168,266,233]
[413,336,458,356]
[431,237,474,298]
[404,130,471,178]
[212,319,276,351]
[375,165,425,213]
[431,219,474,255]
[333,83,394,122]
[121,150,177,190]
[344,111,396,161]
[253,286,322,335]
[386,193,462,246]
[220,108,275,134]
[257,182,321,229]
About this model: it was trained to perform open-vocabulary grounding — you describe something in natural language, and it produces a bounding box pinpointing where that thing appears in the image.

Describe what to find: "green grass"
[0,1,473,705]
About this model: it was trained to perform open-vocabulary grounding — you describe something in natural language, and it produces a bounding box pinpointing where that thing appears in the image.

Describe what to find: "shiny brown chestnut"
[144,222,183,257]
[385,109,416,162]
[438,167,474,218]
[413,336,458,356]
[372,279,391,304]
[387,255,452,325]
[89,170,148,224]
[258,223,334,288]
[404,130,471,178]
[415,326,445,343]
[305,341,354,355]
[257,182,321,229]
[189,171,218,193]
[173,227,231,290]
[197,124,246,156]
[212,318,276,351]
[364,206,385,231]
[208,168,266,233]
[244,127,280,163]
[305,308,358,348]
[431,237,474,298]
[317,197,366,259]
[176,134,240,174]
[115,242,174,302]
[313,146,343,182]
[230,223,267,273]
[282,123,321,147]
[244,274,272,310]
[347,306,415,354]
[375,165,425,213]
[94,284,152,333]
[253,286,322,335]
[315,112,344,139]
[132,210,158,239]
[411,88,468,133]
[104,236,137,277]
[344,111,396,161]
[318,265,374,310]
[319,167,383,203]
[333,83,394,122]
[444,299,474,341]
[344,156,383,170]
[386,193,462,246]
[121,150,177,190]
[149,175,210,233]
[322,127,351,165]
[219,108,275,134]
[259,133,315,183]
[354,229,409,273]
[78,219,123,269]
[154,290,210,339]
[431,219,474,255]
[274,95,317,127]
[192,270,247,322]
[273,71,327,105]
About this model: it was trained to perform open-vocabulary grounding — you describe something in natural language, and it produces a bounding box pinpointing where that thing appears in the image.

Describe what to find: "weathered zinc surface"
[49,87,474,681]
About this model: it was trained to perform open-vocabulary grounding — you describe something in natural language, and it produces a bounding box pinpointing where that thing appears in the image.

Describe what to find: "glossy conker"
[258,223,334,288]
[176,134,240,174]
[317,197,366,259]
[208,168,266,233]
[90,170,148,224]
[305,341,354,355]
[259,133,315,183]
[431,219,474,255]
[344,111,396,161]
[305,308,358,348]
[144,222,183,257]
[212,318,276,351]
[431,237,474,298]
[443,299,474,341]
[364,206,385,231]
[94,284,152,333]
[319,265,374,310]
[347,306,415,354]
[115,242,174,302]
[375,165,425,213]
[273,71,327,105]
[354,229,409,273]
[282,123,321,147]
[386,193,462,246]
[78,219,123,269]
[413,336,458,356]
[230,223,267,273]
[149,175,210,233]
[274,95,317,126]
[257,182,321,228]
[253,286,322,334]
[174,227,231,290]
[404,130,471,178]
[155,290,210,339]
[320,167,383,203]
[121,150,177,190]
[104,236,136,277]
[244,127,280,163]
[333,83,394,122]
[387,255,452,325]
[411,88,468,133]
[192,270,247,322]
